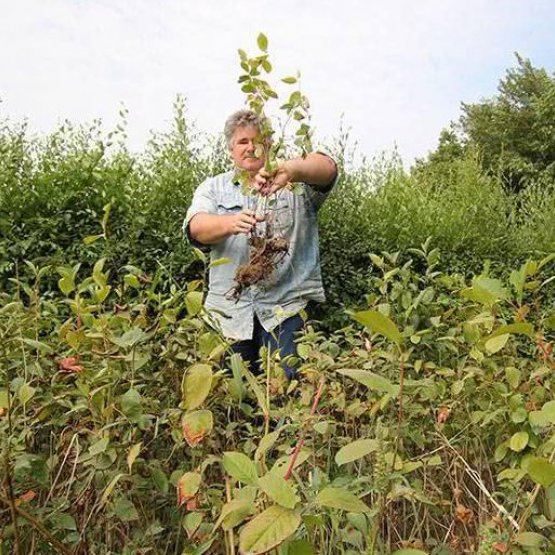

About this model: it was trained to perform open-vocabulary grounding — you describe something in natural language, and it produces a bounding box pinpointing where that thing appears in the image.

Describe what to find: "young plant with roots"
[226,33,313,300]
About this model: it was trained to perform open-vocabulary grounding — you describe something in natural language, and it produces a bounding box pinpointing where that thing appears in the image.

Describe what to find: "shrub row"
[1,104,555,323]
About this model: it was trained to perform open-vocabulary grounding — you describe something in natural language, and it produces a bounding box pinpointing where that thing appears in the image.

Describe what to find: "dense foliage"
[1,247,555,554]
[418,55,555,193]
[2,54,555,554]
[2,100,555,329]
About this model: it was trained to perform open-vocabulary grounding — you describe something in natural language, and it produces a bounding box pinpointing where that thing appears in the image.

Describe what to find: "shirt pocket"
[217,201,243,215]
[270,195,294,234]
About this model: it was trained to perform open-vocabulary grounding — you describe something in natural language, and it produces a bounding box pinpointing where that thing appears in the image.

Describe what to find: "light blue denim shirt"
[183,170,335,340]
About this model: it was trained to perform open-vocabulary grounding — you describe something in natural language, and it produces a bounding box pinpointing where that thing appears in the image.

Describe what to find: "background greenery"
[1,55,555,554]
[2,57,555,329]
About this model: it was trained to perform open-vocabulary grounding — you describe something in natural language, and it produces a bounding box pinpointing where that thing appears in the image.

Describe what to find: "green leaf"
[337,369,399,396]
[58,275,75,295]
[182,363,212,410]
[112,327,147,348]
[113,497,139,521]
[514,531,547,547]
[297,344,311,359]
[488,323,534,339]
[509,431,529,452]
[83,234,104,245]
[542,400,555,421]
[229,352,247,402]
[258,470,299,509]
[510,267,526,303]
[351,310,402,344]
[21,338,54,353]
[89,436,109,456]
[185,291,203,316]
[233,354,268,415]
[257,32,269,52]
[213,499,255,531]
[209,257,232,267]
[255,430,281,462]
[527,457,555,488]
[101,202,112,234]
[284,540,314,554]
[124,274,140,288]
[100,473,125,505]
[222,452,258,485]
[505,367,521,389]
[282,76,298,84]
[120,388,142,419]
[50,512,77,530]
[461,276,508,307]
[18,383,35,405]
[177,471,201,507]
[192,247,207,263]
[529,410,550,427]
[545,311,555,331]
[150,466,169,494]
[335,439,379,466]
[183,511,204,538]
[484,333,509,354]
[315,487,369,513]
[272,450,312,478]
[239,505,301,555]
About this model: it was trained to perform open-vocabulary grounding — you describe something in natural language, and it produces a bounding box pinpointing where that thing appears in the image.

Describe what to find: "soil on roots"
[226,233,289,301]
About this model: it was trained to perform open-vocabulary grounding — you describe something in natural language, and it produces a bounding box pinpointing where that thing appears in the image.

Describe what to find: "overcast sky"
[1,0,554,164]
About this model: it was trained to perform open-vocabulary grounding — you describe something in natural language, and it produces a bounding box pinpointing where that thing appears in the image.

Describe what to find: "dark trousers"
[229,313,304,379]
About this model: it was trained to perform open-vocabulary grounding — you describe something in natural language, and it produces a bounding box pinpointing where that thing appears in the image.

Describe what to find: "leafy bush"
[2,249,555,554]
[3,98,555,327]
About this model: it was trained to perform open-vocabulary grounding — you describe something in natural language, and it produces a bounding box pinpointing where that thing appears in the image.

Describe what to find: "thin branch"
[0,493,74,555]
[439,433,520,531]
[284,376,325,480]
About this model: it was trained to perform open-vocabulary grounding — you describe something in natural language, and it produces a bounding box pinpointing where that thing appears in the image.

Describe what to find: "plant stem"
[225,477,236,555]
[0,494,73,555]
[2,378,21,555]
[391,356,405,472]
[284,376,325,480]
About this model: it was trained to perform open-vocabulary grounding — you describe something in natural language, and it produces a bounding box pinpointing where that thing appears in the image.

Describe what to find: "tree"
[418,54,555,192]
[461,54,555,191]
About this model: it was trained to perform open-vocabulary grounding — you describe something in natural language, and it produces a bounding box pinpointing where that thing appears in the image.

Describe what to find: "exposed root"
[226,233,289,301]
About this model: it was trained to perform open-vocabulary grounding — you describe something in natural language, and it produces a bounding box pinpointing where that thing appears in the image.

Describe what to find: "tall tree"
[461,54,555,191]
[417,55,555,192]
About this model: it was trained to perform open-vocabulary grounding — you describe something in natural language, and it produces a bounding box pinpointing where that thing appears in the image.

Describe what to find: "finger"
[268,180,291,195]
[253,178,266,191]
[259,182,273,196]
[239,214,256,225]
[236,223,251,234]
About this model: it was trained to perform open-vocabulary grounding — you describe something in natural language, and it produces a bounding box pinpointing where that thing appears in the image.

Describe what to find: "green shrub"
[2,103,555,325]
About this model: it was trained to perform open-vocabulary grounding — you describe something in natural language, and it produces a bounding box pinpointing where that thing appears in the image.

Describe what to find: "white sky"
[1,0,554,164]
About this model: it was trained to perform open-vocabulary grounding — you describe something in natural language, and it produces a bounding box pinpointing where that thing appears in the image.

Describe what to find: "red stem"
[284,376,325,480]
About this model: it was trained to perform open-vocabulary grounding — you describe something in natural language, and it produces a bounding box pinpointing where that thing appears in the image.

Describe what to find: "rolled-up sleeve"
[183,178,217,248]
[305,152,339,211]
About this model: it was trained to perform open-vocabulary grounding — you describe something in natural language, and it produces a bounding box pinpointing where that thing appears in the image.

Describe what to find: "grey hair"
[224,109,263,148]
